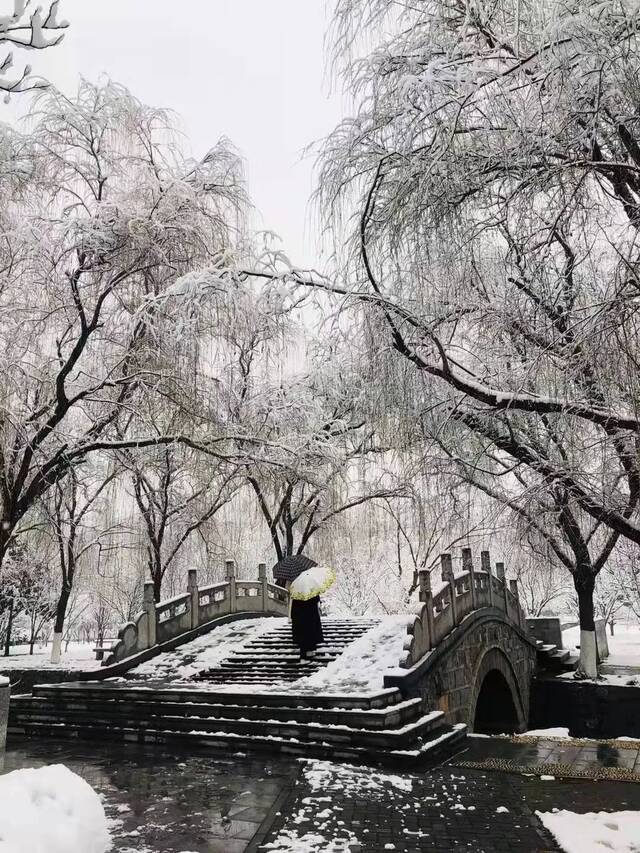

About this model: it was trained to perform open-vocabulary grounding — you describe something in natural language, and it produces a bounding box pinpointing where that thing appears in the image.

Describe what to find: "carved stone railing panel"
[105,561,289,666]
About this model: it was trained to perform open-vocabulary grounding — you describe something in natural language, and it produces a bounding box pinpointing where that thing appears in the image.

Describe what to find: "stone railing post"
[496,561,508,614]
[509,579,523,627]
[143,582,157,647]
[0,676,9,753]
[226,559,237,614]
[461,547,476,610]
[187,569,199,630]
[440,553,458,625]
[481,550,494,607]
[418,569,434,650]
[258,562,268,612]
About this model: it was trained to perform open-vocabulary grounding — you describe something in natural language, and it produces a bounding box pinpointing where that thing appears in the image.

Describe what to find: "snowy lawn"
[0,641,103,671]
[562,623,640,668]
[129,616,280,680]
[538,809,640,853]
[0,765,111,853]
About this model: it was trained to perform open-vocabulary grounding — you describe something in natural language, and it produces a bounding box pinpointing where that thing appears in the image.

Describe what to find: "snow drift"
[0,764,111,853]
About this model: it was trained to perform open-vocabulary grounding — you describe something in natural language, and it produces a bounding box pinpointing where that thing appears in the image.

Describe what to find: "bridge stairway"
[534,639,577,672]
[190,618,380,686]
[8,681,467,767]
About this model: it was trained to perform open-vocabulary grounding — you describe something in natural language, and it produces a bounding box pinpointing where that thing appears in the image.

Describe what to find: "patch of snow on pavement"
[304,759,413,795]
[295,616,412,693]
[0,764,111,853]
[263,830,356,852]
[537,810,640,853]
[519,727,571,738]
[263,760,419,851]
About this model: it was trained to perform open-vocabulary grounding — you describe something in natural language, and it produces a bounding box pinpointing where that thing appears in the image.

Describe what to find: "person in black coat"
[275,575,324,662]
[290,594,324,662]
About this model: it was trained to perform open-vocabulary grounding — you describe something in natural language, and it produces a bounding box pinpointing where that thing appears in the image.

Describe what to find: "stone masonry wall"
[409,618,537,730]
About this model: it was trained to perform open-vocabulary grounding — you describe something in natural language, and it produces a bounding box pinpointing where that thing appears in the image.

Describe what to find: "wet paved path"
[255,758,640,852]
[457,734,640,782]
[3,736,640,852]
[2,739,298,853]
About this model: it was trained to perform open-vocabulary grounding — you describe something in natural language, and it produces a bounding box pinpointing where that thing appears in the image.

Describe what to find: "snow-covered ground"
[538,809,640,853]
[518,727,572,738]
[0,765,111,853]
[0,641,103,672]
[561,622,640,685]
[562,623,640,668]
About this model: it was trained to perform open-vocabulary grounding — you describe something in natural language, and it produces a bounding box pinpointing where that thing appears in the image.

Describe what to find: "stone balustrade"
[400,548,526,669]
[105,561,288,666]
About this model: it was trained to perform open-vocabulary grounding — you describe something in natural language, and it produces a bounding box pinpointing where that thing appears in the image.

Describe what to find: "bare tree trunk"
[3,596,13,657]
[152,557,163,603]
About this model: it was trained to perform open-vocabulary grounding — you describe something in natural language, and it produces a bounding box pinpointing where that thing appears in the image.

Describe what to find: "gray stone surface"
[527,617,563,648]
[403,615,537,732]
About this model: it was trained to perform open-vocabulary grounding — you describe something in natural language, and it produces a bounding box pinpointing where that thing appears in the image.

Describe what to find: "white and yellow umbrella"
[289,564,336,601]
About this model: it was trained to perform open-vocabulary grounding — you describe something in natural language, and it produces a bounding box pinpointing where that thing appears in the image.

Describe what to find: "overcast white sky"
[13,0,342,267]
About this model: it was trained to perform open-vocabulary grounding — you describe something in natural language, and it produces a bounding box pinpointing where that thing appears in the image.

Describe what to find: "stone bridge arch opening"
[470,648,527,735]
[473,669,520,734]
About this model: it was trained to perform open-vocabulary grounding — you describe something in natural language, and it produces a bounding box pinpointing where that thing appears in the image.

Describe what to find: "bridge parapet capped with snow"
[105,562,288,666]
[400,549,526,669]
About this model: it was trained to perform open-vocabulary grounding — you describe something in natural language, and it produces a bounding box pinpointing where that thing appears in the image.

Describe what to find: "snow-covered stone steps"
[10,705,442,749]
[25,682,405,710]
[536,643,573,672]
[193,618,377,688]
[8,676,466,765]
[11,695,424,730]
[7,717,467,767]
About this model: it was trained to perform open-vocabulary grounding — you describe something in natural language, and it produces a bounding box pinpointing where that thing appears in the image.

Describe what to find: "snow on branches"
[316,0,640,676]
[0,1,68,97]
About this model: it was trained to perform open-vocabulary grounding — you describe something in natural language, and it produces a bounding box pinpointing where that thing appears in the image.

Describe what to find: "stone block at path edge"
[0,676,9,752]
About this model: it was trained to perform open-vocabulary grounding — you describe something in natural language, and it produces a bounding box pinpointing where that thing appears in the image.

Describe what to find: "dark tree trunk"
[54,583,71,636]
[3,596,13,656]
[153,569,163,603]
[573,568,598,678]
[575,571,595,632]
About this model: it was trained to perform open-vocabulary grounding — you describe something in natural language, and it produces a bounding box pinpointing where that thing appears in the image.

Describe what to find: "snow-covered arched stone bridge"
[8,552,570,765]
